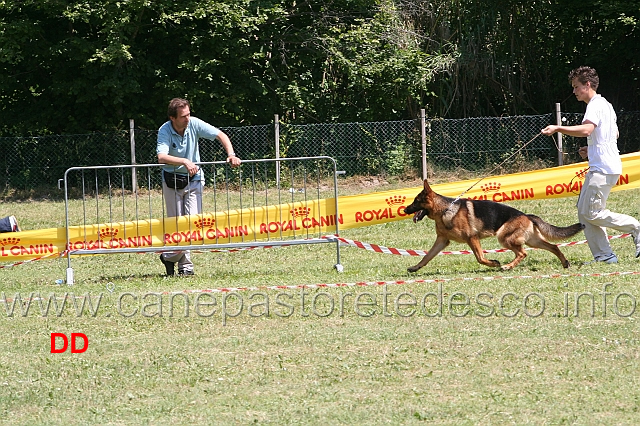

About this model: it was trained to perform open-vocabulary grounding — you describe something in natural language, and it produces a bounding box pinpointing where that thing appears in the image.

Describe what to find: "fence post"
[421,109,427,180]
[555,103,563,166]
[275,114,280,186]
[130,118,137,193]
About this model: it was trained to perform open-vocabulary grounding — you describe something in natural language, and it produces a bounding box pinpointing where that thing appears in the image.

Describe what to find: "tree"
[1,0,639,136]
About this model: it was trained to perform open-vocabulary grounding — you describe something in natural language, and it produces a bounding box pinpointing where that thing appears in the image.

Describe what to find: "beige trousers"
[161,179,203,272]
[577,171,640,260]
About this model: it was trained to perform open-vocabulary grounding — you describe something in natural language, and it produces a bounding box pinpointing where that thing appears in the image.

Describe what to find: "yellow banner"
[339,152,640,228]
[2,153,640,263]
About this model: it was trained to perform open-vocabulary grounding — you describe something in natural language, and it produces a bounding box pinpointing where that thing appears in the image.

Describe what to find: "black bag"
[163,170,189,190]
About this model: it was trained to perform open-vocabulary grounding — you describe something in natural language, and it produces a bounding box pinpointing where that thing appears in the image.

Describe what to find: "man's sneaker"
[178,269,195,276]
[9,216,20,232]
[600,254,618,264]
[160,255,175,276]
[583,254,618,266]
[634,231,640,258]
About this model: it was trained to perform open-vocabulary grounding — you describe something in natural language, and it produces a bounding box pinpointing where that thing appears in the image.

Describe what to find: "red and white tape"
[0,233,632,270]
[3,269,640,305]
[0,251,66,269]
[161,269,640,295]
[4,269,640,305]
[330,233,632,257]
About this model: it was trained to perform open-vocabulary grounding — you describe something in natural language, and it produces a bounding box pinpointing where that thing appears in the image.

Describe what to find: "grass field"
[2,176,640,424]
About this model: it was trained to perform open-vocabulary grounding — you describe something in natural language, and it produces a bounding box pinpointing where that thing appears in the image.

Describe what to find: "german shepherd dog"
[404,180,584,272]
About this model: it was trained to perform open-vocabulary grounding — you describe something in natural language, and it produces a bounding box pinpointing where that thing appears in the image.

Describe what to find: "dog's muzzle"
[412,210,426,223]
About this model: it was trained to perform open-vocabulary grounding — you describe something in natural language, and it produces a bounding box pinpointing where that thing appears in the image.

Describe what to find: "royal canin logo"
[385,195,406,207]
[480,182,501,193]
[0,237,20,246]
[194,218,216,229]
[290,207,311,218]
[355,194,409,223]
[99,227,119,240]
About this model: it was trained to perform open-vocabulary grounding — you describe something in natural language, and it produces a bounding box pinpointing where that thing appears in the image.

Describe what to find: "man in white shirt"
[542,66,640,264]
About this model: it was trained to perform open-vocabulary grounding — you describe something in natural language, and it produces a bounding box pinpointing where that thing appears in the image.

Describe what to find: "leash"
[447,132,544,210]
[569,166,589,194]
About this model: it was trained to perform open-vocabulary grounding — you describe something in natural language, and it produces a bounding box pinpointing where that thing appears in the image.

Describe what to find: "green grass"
[2,178,640,424]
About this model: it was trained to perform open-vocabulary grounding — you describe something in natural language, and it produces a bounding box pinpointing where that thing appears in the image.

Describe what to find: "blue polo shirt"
[156,116,221,180]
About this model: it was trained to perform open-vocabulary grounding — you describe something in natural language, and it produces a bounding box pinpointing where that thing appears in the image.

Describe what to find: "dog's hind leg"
[497,229,528,270]
[467,236,501,268]
[500,244,527,270]
[526,232,571,268]
[408,237,450,273]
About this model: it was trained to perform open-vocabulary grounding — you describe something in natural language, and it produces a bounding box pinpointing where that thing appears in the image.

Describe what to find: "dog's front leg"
[467,237,501,268]
[408,237,449,273]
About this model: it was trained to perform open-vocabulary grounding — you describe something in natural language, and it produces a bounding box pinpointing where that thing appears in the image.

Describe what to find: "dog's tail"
[527,215,585,241]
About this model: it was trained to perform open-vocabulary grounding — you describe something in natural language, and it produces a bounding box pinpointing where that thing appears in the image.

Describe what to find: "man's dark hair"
[569,66,599,91]
[167,98,191,119]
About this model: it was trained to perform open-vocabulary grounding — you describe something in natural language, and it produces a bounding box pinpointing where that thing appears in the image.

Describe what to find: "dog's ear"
[423,179,431,191]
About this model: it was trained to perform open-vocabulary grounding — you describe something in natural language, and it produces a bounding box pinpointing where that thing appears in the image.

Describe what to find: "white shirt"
[583,94,621,174]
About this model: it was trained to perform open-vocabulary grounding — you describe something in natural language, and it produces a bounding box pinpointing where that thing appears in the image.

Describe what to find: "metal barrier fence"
[62,156,343,284]
[2,111,640,192]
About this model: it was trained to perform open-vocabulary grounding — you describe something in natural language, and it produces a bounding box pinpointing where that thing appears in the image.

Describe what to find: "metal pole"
[421,109,427,180]
[63,169,74,285]
[555,103,563,166]
[332,158,343,272]
[130,119,138,193]
[275,114,280,186]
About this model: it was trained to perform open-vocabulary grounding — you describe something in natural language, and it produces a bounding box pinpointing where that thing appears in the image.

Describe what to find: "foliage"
[421,0,640,116]
[0,0,639,136]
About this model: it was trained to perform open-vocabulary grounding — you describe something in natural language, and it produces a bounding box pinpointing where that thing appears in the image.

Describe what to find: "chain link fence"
[2,112,640,193]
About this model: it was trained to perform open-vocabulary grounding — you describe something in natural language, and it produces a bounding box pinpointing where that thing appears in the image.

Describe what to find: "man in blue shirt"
[157,98,241,276]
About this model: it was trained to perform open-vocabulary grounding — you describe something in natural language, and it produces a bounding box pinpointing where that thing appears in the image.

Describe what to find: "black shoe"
[160,255,175,276]
[178,269,194,276]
